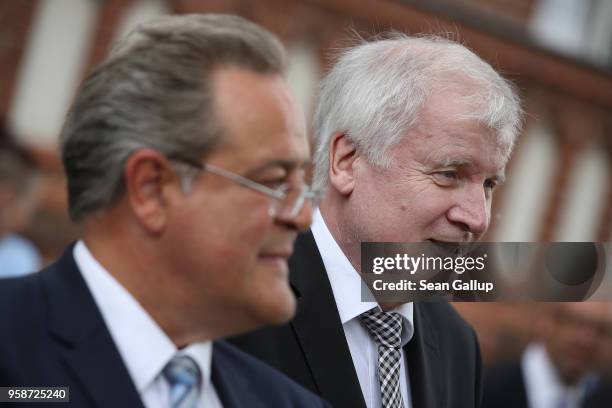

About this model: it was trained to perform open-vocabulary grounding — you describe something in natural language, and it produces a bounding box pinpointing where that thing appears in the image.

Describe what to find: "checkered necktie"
[163,355,201,408]
[360,308,405,408]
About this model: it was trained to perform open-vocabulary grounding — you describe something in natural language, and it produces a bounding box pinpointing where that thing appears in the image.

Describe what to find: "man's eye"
[484,179,497,191]
[433,171,458,185]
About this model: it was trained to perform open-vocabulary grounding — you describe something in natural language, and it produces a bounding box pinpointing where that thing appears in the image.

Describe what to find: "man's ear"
[123,149,175,235]
[329,132,359,196]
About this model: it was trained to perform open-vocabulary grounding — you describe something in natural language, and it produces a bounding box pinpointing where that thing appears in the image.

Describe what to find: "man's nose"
[277,199,313,232]
[447,185,490,236]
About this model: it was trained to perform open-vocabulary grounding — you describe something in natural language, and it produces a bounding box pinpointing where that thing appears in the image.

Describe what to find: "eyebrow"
[438,158,472,168]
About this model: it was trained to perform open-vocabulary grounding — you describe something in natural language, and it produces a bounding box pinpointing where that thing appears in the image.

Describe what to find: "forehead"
[209,67,308,168]
[393,88,508,174]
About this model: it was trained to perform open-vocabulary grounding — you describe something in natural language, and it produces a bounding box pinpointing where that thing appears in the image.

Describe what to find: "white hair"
[312,33,522,192]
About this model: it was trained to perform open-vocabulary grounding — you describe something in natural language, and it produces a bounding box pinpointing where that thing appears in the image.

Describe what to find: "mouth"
[426,238,460,245]
[258,251,292,273]
[259,253,291,260]
[426,239,464,256]
[260,248,292,259]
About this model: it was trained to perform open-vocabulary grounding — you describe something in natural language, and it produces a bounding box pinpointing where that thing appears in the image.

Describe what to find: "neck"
[380,303,403,311]
[319,197,361,272]
[82,213,218,347]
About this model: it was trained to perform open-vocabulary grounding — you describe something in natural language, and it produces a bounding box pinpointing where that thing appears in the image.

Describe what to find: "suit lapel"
[211,343,264,408]
[405,302,444,408]
[288,231,448,408]
[289,232,367,408]
[41,247,145,408]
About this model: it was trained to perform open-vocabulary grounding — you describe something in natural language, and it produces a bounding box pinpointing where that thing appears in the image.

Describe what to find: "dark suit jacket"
[229,231,483,408]
[0,246,330,408]
[482,362,528,408]
[483,360,612,408]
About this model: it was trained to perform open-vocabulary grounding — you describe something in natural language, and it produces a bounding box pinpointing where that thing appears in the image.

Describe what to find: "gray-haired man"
[0,14,329,407]
[231,34,522,408]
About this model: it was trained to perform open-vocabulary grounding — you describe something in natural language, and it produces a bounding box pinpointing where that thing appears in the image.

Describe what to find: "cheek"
[205,197,272,248]
[216,219,273,275]
[196,241,264,307]
[353,171,460,239]
[391,187,453,229]
[181,210,273,284]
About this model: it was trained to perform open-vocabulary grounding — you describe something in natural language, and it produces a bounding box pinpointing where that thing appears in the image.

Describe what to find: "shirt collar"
[310,208,414,345]
[74,240,213,392]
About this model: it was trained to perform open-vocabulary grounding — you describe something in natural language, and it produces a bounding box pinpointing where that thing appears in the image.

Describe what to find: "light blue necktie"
[163,355,201,408]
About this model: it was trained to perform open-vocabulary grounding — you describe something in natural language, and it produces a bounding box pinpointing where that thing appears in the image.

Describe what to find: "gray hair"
[312,34,522,192]
[61,14,286,222]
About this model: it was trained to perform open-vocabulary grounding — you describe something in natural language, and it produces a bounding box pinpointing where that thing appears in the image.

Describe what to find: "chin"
[252,290,297,327]
[222,294,296,339]
[276,295,297,322]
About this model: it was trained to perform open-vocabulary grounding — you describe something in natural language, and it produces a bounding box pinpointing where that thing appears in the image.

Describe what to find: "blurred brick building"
[1,0,611,364]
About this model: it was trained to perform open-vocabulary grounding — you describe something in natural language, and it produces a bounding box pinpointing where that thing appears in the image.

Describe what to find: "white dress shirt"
[74,241,222,408]
[311,209,414,408]
[522,342,590,408]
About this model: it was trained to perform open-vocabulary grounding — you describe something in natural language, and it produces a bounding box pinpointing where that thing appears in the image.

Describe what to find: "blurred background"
[1,0,611,402]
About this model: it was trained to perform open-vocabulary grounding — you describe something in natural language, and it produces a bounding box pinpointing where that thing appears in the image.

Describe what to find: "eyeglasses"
[168,156,320,219]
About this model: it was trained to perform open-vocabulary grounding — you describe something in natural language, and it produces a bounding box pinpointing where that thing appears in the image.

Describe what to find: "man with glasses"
[0,14,327,407]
